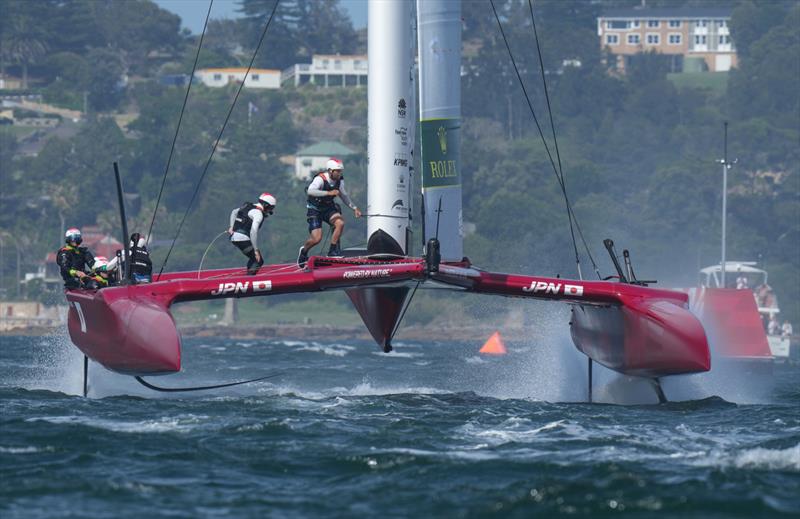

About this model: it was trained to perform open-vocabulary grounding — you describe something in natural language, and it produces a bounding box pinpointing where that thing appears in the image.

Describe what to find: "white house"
[294,141,356,180]
[283,55,368,88]
[194,68,281,89]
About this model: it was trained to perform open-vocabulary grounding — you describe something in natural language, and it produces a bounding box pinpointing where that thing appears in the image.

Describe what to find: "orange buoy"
[479,331,507,355]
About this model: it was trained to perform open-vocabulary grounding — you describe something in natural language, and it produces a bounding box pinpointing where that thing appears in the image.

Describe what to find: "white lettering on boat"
[522,281,584,296]
[342,269,391,279]
[211,280,272,296]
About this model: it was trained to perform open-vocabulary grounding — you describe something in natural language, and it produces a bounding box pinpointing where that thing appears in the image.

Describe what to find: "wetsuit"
[306,173,357,232]
[56,245,95,289]
[229,202,265,274]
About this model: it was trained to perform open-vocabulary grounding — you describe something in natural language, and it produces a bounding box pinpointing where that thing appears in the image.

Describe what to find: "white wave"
[370,350,423,359]
[295,343,355,357]
[278,340,309,347]
[731,444,800,471]
[464,356,486,365]
[344,381,448,396]
[26,414,211,434]
[0,445,52,454]
[458,419,566,445]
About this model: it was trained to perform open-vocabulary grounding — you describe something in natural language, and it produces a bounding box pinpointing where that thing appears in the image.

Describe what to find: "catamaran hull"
[569,300,710,377]
[66,287,180,375]
[64,257,710,379]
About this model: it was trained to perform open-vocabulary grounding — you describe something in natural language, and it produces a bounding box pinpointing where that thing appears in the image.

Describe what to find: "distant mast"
[417,0,463,261]
[367,0,414,255]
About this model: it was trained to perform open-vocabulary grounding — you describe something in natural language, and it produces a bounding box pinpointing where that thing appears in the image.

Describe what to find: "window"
[606,34,619,45]
[647,20,660,28]
[606,20,629,30]
[646,33,660,45]
[668,33,682,45]
[669,20,681,28]
[717,20,727,28]
[251,74,260,81]
[694,35,707,45]
[302,159,311,167]
[627,34,640,45]
[633,20,640,28]
[322,59,329,68]
[334,60,342,70]
[213,73,222,80]
[719,35,731,45]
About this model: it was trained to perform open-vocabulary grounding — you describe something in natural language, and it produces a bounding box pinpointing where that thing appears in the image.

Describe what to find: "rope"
[157,0,281,277]
[196,231,228,278]
[146,0,214,244]
[528,0,601,279]
[490,0,602,280]
[135,369,285,393]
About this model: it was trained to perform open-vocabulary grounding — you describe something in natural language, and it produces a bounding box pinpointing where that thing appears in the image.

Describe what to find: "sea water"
[1,334,798,518]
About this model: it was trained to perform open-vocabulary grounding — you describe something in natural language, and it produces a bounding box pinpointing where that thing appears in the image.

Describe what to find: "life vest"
[307,173,343,208]
[232,202,264,236]
[56,245,93,281]
[130,245,152,276]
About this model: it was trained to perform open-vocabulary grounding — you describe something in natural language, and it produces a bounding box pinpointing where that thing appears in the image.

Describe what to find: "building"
[283,55,368,88]
[597,7,737,73]
[294,141,356,180]
[194,68,281,89]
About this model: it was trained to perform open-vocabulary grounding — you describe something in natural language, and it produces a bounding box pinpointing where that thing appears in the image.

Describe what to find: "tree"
[0,11,48,88]
[86,48,125,112]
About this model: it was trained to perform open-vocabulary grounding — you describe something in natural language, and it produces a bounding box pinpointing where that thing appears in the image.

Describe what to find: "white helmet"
[258,192,276,208]
[326,158,344,171]
[65,227,82,245]
[92,256,108,272]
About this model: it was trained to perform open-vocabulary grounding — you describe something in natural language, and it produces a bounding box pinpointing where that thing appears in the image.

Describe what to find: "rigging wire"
[527,0,601,279]
[490,0,602,279]
[135,369,286,393]
[146,0,214,245]
[196,230,228,278]
[157,0,281,277]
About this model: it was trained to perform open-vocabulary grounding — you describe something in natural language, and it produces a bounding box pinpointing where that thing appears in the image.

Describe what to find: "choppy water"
[2,333,799,518]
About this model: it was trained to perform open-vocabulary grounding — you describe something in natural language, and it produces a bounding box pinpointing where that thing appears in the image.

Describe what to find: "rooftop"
[297,141,356,157]
[196,68,280,74]
[601,7,733,19]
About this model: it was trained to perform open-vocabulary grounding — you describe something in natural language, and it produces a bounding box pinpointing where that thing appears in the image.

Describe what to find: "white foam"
[295,343,355,357]
[730,444,800,471]
[26,414,211,434]
[370,350,422,359]
[0,445,52,454]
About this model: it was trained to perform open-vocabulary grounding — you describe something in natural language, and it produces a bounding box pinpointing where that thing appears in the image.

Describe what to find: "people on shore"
[228,192,276,275]
[57,228,95,289]
[297,158,361,266]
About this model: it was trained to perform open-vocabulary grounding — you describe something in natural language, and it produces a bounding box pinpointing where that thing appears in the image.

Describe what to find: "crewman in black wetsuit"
[106,233,153,284]
[227,193,277,275]
[56,227,95,289]
[297,158,361,266]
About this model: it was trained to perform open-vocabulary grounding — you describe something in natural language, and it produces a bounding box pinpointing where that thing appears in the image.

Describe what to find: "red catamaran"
[64,0,712,401]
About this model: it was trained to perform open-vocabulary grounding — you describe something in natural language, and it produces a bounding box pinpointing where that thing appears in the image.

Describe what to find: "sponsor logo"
[343,269,391,279]
[397,98,407,118]
[437,126,447,154]
[392,199,405,211]
[522,281,584,296]
[394,158,408,167]
[395,126,408,146]
[211,280,272,296]
[429,160,457,179]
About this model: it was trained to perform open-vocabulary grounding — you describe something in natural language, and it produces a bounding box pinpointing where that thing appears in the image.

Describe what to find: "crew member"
[297,158,361,266]
[56,228,95,289]
[228,192,276,275]
[108,233,153,283]
[86,256,115,289]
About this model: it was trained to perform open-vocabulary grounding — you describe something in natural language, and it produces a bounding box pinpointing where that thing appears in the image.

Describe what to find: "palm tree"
[1,15,48,89]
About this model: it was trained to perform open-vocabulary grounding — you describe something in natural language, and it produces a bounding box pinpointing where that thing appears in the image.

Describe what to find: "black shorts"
[307,203,341,233]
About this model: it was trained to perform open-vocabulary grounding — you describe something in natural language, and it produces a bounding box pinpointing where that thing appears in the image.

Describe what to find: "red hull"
[65,256,710,378]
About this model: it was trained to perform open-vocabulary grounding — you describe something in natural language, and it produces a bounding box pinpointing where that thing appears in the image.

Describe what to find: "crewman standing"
[297,158,361,266]
[228,192,276,275]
